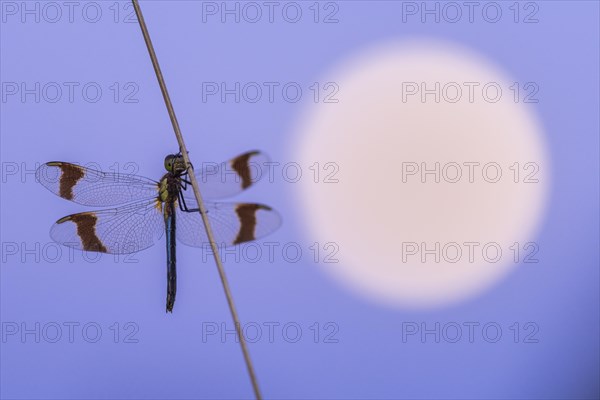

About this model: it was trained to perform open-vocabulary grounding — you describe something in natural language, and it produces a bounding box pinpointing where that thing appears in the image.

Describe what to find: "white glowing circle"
[293,39,550,308]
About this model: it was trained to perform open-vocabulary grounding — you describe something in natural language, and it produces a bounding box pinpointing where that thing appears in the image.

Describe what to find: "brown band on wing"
[57,163,85,200]
[231,151,260,189]
[60,213,107,253]
[233,203,270,244]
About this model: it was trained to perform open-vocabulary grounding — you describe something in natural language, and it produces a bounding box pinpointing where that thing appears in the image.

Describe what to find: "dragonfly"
[36,151,281,312]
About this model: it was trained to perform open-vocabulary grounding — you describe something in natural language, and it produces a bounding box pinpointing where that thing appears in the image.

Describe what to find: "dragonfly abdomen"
[164,199,177,313]
[162,173,181,313]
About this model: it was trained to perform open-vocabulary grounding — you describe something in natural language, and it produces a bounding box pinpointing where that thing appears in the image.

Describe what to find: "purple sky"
[1,1,598,399]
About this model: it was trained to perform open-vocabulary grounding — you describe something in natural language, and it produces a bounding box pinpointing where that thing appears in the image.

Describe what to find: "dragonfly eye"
[164,154,176,172]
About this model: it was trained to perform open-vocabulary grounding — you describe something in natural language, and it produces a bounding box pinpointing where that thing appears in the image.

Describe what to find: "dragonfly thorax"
[158,173,181,203]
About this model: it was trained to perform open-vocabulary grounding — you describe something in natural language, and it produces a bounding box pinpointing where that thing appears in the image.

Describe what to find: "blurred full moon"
[292,39,550,308]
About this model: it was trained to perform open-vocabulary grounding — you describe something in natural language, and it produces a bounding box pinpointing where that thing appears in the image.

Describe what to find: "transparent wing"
[36,162,159,206]
[190,151,271,200]
[175,201,281,248]
[50,199,164,254]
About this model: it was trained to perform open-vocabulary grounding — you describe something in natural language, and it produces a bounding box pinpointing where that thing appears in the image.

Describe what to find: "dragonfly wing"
[190,151,271,199]
[50,200,164,254]
[36,162,159,206]
[175,201,281,248]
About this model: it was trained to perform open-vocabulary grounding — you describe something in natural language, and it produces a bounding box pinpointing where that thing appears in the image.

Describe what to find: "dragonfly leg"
[180,179,192,190]
[178,190,203,213]
[178,170,193,191]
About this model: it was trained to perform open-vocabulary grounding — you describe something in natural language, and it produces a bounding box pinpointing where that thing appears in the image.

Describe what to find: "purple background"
[1,1,599,399]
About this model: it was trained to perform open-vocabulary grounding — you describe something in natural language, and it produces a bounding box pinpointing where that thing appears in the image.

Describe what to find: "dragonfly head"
[164,154,186,174]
